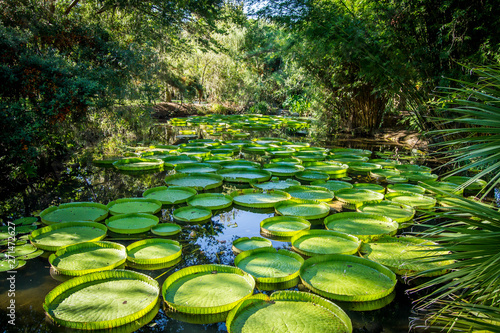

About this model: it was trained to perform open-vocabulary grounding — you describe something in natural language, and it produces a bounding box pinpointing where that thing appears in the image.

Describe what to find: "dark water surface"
[1,152,420,333]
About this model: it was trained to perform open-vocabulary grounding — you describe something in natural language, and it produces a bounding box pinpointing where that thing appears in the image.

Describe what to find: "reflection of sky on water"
[194,207,291,266]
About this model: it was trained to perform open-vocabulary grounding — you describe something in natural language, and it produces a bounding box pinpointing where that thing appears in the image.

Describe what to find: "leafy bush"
[249,101,271,114]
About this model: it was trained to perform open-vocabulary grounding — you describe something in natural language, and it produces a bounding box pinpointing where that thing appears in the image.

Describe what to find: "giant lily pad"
[324,212,398,241]
[260,216,311,237]
[263,163,304,176]
[386,183,425,195]
[251,178,300,191]
[151,223,182,236]
[357,201,415,224]
[219,160,261,169]
[304,162,349,175]
[285,185,334,202]
[174,162,221,174]
[385,192,436,209]
[310,180,353,192]
[173,206,212,223]
[300,254,397,302]
[291,230,361,256]
[48,241,127,276]
[218,168,272,183]
[352,183,385,194]
[186,193,233,210]
[295,170,330,182]
[106,198,162,215]
[43,270,159,330]
[334,189,384,209]
[226,291,352,333]
[40,202,108,225]
[30,222,107,251]
[275,200,331,220]
[162,264,255,315]
[112,157,164,171]
[165,173,223,191]
[347,162,382,175]
[230,189,290,208]
[234,247,304,283]
[359,236,453,277]
[232,237,273,255]
[143,186,197,205]
[127,239,182,265]
[105,213,159,234]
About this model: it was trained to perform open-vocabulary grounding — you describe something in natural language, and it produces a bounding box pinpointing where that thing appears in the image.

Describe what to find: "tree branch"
[64,0,81,15]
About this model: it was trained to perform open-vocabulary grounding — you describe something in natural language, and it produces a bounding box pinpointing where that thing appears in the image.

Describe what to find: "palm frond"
[411,183,500,331]
[428,65,500,197]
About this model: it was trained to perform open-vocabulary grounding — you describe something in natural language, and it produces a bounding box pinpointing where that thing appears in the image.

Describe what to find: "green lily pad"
[219,160,261,169]
[310,180,353,192]
[230,189,290,208]
[285,185,334,202]
[143,186,197,205]
[234,248,304,283]
[251,178,301,191]
[357,201,415,224]
[275,200,331,220]
[334,189,384,209]
[300,254,397,302]
[165,173,223,191]
[385,192,436,209]
[260,216,311,237]
[112,157,164,171]
[0,259,26,272]
[291,230,361,256]
[30,222,108,251]
[151,223,182,236]
[13,217,38,226]
[226,291,352,333]
[162,155,201,168]
[105,213,159,234]
[49,241,127,276]
[368,159,400,168]
[386,183,425,195]
[43,270,160,330]
[11,243,38,257]
[330,148,372,156]
[401,171,438,183]
[40,202,109,225]
[106,198,162,215]
[352,183,385,193]
[369,169,401,180]
[162,264,255,315]
[218,168,272,183]
[324,212,398,241]
[15,225,37,234]
[359,236,453,277]
[295,170,330,182]
[186,193,233,210]
[174,162,221,174]
[262,163,304,176]
[396,164,431,173]
[347,162,382,175]
[304,162,349,175]
[232,237,273,255]
[127,239,182,265]
[173,206,212,223]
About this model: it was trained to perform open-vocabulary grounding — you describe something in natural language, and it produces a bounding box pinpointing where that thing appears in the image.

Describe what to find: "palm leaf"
[411,183,500,332]
[428,65,500,197]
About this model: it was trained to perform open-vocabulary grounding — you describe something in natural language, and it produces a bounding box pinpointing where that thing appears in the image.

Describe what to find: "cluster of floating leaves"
[0,132,488,332]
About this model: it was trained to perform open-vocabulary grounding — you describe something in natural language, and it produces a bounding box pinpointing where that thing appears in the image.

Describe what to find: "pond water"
[0,143,424,333]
